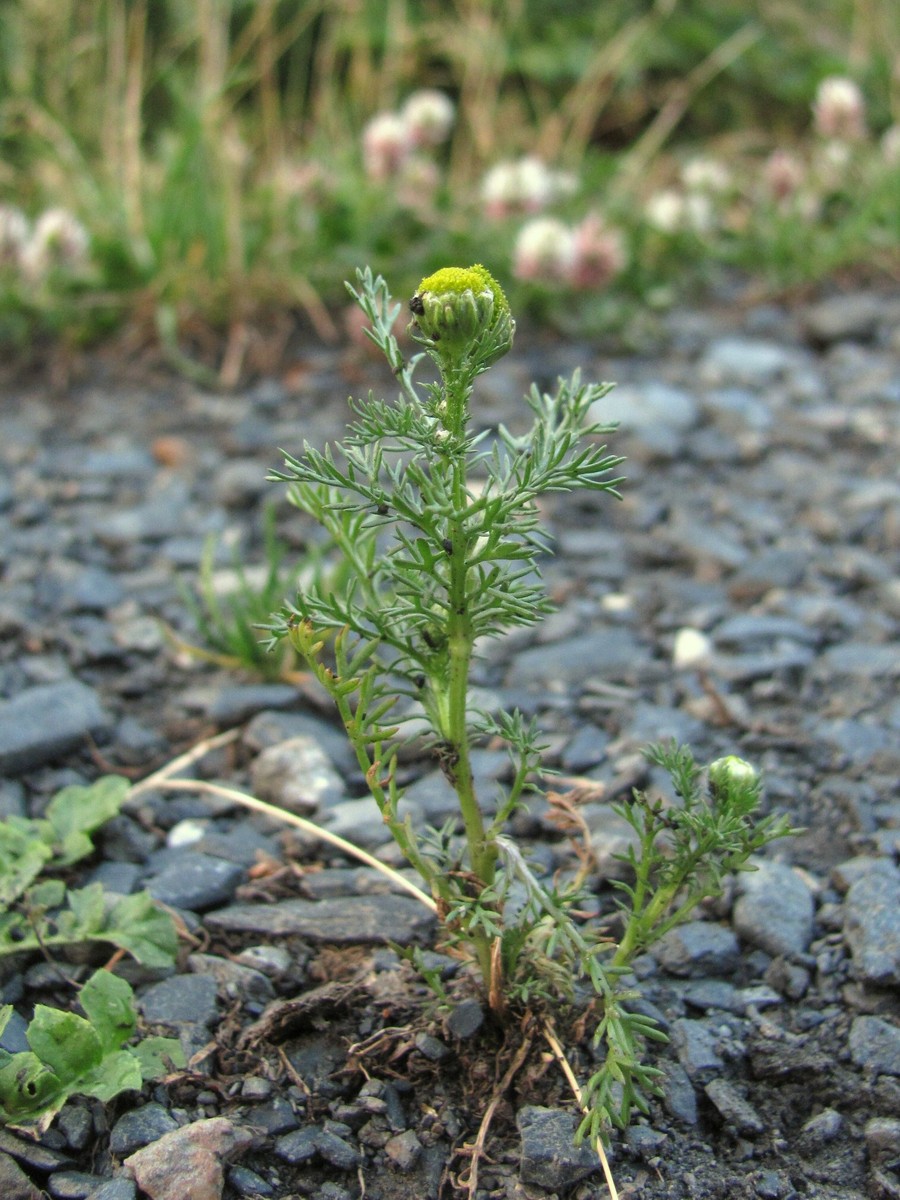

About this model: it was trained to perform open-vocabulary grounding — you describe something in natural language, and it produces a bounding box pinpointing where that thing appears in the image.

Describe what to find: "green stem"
[438,360,497,990]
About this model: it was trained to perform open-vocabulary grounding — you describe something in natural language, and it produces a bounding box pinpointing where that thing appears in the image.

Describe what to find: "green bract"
[409,263,515,365]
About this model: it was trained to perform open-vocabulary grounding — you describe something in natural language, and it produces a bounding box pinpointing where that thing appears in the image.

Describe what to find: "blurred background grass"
[0,0,897,369]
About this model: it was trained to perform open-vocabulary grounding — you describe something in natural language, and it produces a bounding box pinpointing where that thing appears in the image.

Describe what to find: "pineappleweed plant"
[266,265,793,1135]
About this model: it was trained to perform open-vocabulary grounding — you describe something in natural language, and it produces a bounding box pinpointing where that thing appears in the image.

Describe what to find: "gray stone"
[34,561,125,615]
[700,337,799,385]
[414,1032,450,1062]
[753,1169,791,1199]
[213,461,271,507]
[0,1153,44,1200]
[849,1016,900,1075]
[228,1164,275,1197]
[712,614,818,650]
[55,1106,93,1152]
[623,1123,667,1159]
[384,1129,422,1170]
[713,645,815,684]
[704,387,773,431]
[670,1019,723,1079]
[321,795,415,848]
[0,780,26,820]
[250,736,346,813]
[208,685,300,724]
[204,894,435,946]
[704,1079,765,1136]
[801,293,886,344]
[561,724,609,772]
[682,980,743,1013]
[242,710,358,774]
[653,922,741,978]
[48,1171,109,1198]
[517,1106,600,1189]
[447,999,484,1039]
[589,382,699,454]
[629,702,705,746]
[0,1010,30,1054]
[818,718,894,763]
[797,1107,844,1149]
[832,856,900,893]
[248,1098,299,1136]
[138,973,220,1030]
[843,871,900,986]
[187,953,275,1004]
[865,1117,900,1165]
[233,945,292,977]
[505,628,649,687]
[0,681,111,774]
[145,852,245,912]
[109,1103,179,1156]
[88,1182,138,1200]
[585,803,642,881]
[728,547,808,594]
[87,861,142,895]
[314,1129,361,1170]
[818,641,900,677]
[299,866,407,899]
[659,1061,699,1125]
[732,859,814,957]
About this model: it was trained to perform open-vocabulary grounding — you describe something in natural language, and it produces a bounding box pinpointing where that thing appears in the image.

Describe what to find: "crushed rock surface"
[0,284,899,1199]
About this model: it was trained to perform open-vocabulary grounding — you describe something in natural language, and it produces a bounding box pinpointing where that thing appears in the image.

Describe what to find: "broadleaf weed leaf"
[47,776,129,866]
[0,1053,62,1122]
[131,1035,186,1081]
[26,1007,103,1080]
[78,969,137,1052]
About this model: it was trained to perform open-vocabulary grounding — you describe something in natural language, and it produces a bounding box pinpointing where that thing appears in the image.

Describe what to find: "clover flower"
[362,111,412,182]
[481,156,576,219]
[512,216,576,283]
[882,125,900,167]
[400,89,455,148]
[20,208,90,281]
[763,149,806,203]
[644,189,684,234]
[0,205,29,271]
[396,155,441,210]
[568,215,627,290]
[681,156,732,195]
[812,76,867,141]
[645,188,713,235]
[409,264,514,365]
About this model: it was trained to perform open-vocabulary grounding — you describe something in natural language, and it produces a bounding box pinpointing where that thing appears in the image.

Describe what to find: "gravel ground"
[0,284,899,1200]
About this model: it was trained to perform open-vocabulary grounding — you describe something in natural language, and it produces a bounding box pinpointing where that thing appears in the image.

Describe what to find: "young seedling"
[0,968,184,1130]
[266,265,794,1132]
[0,776,177,969]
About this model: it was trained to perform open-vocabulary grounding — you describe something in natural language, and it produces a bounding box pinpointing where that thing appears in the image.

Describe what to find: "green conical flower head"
[409,264,515,365]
